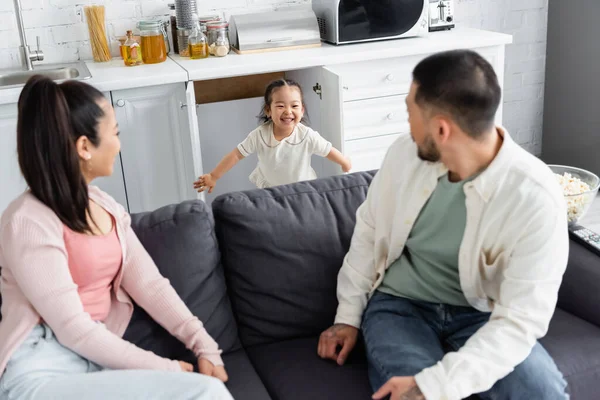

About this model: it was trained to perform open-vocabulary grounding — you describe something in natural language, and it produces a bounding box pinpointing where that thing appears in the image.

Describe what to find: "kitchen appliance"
[428,0,455,32]
[312,0,428,45]
[229,8,321,54]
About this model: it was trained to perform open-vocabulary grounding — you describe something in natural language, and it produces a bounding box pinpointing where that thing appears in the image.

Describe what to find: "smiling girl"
[194,79,351,193]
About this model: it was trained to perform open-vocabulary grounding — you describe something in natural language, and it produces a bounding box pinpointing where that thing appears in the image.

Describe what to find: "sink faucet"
[13,0,44,70]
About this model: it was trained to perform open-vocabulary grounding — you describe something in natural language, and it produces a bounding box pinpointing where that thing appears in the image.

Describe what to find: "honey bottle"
[123,30,143,67]
[188,14,209,60]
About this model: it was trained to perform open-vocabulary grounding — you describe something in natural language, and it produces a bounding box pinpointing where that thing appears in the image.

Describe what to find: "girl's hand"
[193,173,217,193]
[179,360,194,372]
[342,158,352,173]
[198,358,229,382]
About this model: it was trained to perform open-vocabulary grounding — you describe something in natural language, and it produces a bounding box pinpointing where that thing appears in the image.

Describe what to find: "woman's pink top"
[63,218,122,322]
[0,186,223,377]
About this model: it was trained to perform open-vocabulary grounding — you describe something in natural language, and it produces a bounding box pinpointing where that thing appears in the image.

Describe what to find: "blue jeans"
[0,324,234,400]
[362,291,568,399]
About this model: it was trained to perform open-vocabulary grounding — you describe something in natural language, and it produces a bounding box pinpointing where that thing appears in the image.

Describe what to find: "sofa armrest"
[556,238,600,327]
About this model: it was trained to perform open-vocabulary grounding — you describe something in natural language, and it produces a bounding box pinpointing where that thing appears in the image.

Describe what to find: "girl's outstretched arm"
[327,147,352,173]
[193,149,245,193]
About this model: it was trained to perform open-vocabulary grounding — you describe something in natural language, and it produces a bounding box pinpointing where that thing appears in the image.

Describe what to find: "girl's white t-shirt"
[237,122,332,188]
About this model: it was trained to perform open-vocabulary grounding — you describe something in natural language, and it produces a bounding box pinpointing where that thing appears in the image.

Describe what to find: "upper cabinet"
[0,103,25,213]
[112,83,197,214]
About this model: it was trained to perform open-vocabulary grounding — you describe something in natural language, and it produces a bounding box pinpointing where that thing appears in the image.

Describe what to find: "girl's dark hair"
[17,75,106,233]
[257,79,309,124]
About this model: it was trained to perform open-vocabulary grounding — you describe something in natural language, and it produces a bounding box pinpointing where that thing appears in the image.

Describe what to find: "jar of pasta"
[206,21,230,57]
[138,20,168,64]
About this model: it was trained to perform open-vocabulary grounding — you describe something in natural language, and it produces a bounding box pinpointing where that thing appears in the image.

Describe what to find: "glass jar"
[138,20,168,64]
[206,21,230,57]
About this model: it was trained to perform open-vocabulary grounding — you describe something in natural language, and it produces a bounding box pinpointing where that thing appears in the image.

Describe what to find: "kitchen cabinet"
[288,45,505,177]
[0,103,25,214]
[111,83,197,214]
[93,92,129,209]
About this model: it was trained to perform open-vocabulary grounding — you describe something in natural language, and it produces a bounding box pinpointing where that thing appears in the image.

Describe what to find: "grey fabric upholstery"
[557,239,600,327]
[222,348,273,400]
[125,200,241,360]
[212,172,375,347]
[245,337,372,400]
[542,308,600,399]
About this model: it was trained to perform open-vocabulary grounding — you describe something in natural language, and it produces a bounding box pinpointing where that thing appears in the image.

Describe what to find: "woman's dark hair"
[17,75,106,233]
[257,79,309,124]
[412,49,501,139]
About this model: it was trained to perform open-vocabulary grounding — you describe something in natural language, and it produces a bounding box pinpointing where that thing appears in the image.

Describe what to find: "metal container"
[177,27,192,56]
[175,0,197,29]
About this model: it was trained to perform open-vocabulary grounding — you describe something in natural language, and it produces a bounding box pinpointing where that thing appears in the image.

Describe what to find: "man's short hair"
[412,49,502,139]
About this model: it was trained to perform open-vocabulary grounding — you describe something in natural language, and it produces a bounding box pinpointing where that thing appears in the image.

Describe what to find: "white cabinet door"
[0,103,26,215]
[112,83,196,214]
[93,92,129,210]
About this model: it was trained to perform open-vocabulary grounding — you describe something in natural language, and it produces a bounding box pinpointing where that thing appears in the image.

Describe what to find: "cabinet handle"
[386,74,394,82]
[180,103,200,109]
[387,113,394,120]
[116,99,125,107]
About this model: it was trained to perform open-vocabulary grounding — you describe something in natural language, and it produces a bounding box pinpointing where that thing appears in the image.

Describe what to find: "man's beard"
[417,133,441,162]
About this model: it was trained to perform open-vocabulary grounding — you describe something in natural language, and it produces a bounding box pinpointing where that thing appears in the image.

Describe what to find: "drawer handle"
[386,74,394,82]
[387,113,394,120]
[116,99,125,107]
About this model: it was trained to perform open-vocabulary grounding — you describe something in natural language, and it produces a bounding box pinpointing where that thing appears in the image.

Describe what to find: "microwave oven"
[312,0,429,45]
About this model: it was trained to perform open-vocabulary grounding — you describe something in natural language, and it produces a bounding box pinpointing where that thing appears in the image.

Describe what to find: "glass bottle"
[188,14,209,60]
[123,30,142,67]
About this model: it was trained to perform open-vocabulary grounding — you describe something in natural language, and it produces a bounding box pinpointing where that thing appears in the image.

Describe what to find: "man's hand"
[372,377,425,400]
[198,358,229,382]
[317,323,358,366]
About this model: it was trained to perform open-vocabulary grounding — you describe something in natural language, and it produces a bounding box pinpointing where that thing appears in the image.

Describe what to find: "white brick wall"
[0,0,547,154]
[455,0,548,155]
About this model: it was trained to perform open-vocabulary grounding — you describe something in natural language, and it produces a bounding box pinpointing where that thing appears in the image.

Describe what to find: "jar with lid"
[206,21,230,57]
[138,19,168,64]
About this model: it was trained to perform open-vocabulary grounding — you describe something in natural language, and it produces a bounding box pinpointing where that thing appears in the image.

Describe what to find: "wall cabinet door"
[93,92,129,210]
[0,103,26,214]
[112,83,196,214]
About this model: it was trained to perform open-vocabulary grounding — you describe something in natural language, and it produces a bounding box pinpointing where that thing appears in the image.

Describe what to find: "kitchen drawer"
[327,54,427,102]
[345,133,406,172]
[343,95,409,141]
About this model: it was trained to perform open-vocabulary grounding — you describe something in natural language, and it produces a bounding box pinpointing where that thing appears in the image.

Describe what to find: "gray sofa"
[121,171,599,399]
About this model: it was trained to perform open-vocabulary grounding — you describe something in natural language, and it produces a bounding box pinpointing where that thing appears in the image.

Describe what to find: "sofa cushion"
[246,337,372,400]
[212,171,375,347]
[124,200,241,361]
[541,308,600,400]
[222,348,273,400]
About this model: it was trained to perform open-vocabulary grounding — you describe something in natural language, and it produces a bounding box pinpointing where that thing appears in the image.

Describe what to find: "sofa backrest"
[124,200,241,362]
[212,171,375,347]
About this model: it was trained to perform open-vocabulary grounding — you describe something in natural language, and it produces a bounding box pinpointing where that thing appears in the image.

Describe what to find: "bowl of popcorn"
[549,165,600,225]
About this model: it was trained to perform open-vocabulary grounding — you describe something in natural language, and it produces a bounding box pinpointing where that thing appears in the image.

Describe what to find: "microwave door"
[338,0,424,43]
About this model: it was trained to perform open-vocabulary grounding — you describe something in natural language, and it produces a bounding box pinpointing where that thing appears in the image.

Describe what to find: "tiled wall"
[0,0,547,154]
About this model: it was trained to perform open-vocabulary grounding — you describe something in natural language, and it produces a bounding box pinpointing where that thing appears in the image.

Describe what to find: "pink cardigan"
[0,186,223,376]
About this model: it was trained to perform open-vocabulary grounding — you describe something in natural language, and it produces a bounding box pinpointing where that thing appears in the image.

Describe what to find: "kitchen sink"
[0,62,92,88]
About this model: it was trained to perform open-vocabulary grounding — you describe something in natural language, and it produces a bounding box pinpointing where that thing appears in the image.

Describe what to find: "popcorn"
[555,172,593,223]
